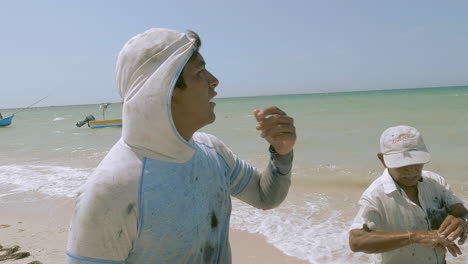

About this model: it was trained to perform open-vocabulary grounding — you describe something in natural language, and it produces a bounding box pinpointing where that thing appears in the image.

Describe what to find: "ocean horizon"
[2,85,467,110]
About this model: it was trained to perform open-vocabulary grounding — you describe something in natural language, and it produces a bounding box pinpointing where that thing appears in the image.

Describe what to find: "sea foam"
[0,165,92,197]
[232,194,379,264]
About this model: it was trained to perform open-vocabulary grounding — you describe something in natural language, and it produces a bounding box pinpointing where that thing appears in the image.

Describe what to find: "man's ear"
[377,153,387,168]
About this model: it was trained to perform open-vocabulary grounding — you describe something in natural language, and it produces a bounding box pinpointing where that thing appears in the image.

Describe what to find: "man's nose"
[208,71,219,89]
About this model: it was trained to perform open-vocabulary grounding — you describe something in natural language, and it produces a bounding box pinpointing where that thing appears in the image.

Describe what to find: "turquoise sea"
[1,86,467,263]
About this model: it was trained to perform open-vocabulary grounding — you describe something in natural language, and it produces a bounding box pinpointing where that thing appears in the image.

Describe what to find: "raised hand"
[254,106,296,155]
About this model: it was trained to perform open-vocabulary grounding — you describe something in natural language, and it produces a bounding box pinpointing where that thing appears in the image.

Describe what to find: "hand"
[411,230,461,256]
[438,215,467,245]
[254,106,296,155]
[446,243,463,257]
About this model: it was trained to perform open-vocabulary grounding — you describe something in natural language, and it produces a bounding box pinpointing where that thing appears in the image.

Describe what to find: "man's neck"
[395,181,420,206]
[172,118,200,141]
[401,185,420,206]
[179,130,194,141]
[399,184,418,193]
[174,123,197,141]
[388,172,421,206]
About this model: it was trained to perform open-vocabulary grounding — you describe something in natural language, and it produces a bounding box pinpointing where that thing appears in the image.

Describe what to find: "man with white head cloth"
[66,28,296,263]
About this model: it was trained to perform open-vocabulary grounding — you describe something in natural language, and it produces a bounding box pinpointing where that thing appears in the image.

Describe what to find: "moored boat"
[76,103,123,129]
[0,115,14,127]
[88,119,122,129]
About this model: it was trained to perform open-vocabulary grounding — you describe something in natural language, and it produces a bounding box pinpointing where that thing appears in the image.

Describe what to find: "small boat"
[0,115,14,127]
[88,119,122,129]
[75,103,122,129]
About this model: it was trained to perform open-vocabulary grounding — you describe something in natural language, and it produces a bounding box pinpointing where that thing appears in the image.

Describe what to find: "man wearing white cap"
[65,28,296,264]
[349,125,468,263]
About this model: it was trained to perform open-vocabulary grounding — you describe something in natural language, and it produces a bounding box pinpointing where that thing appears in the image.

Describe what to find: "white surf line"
[0,191,26,198]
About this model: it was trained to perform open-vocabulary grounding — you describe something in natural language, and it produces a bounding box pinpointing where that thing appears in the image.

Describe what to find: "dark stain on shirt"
[211,211,218,228]
[203,242,215,262]
[127,202,136,215]
[118,229,123,238]
[432,196,444,208]
[426,196,448,230]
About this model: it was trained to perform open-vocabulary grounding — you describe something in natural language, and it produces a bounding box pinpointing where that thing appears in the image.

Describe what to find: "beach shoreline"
[0,194,308,264]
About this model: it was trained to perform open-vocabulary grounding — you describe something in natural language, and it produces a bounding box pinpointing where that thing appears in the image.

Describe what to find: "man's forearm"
[349,229,411,253]
[449,203,468,218]
[236,149,292,210]
[256,150,293,209]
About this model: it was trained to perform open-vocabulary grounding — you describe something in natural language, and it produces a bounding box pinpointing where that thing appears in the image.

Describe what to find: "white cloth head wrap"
[116,28,198,162]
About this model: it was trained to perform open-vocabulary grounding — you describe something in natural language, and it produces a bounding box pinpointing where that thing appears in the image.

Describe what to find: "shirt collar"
[382,168,424,195]
[382,169,399,194]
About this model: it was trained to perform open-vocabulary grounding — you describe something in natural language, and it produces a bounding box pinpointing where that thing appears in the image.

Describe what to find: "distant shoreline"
[2,85,467,110]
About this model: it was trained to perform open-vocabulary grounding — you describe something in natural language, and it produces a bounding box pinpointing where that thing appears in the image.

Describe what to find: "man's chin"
[401,178,420,187]
[208,108,216,122]
[208,114,216,124]
[201,113,216,127]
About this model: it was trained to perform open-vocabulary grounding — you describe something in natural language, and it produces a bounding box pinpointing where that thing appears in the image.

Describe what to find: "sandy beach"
[0,193,308,264]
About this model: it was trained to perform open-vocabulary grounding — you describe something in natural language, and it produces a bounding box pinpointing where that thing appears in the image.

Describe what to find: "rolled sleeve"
[440,183,464,208]
[429,171,464,208]
[350,198,382,231]
[443,191,464,209]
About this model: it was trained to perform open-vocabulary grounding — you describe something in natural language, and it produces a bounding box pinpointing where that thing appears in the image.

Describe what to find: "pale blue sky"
[1,0,468,108]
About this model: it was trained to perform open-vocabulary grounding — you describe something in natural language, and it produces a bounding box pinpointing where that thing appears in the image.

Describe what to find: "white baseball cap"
[379,125,431,168]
